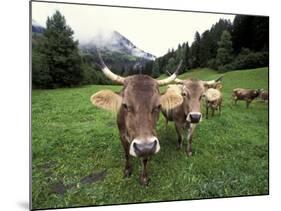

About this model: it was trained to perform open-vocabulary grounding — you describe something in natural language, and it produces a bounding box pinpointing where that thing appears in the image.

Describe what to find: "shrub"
[218,63,235,72]
[232,48,268,70]
[207,58,218,70]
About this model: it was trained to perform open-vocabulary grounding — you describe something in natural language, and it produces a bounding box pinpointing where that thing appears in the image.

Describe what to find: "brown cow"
[204,82,223,119]
[91,54,183,185]
[232,88,262,108]
[260,90,269,102]
[161,76,222,156]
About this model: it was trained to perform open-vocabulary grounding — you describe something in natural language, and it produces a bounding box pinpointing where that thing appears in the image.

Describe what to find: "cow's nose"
[189,113,202,123]
[133,140,157,157]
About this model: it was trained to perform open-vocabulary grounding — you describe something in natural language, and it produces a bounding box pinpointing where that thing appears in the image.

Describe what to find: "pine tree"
[152,60,160,78]
[182,42,190,71]
[38,10,83,88]
[190,31,201,68]
[166,57,176,73]
[32,48,52,88]
[216,30,233,66]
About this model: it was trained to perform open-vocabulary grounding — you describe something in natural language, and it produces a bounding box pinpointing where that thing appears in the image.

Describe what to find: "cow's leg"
[120,136,133,178]
[206,104,209,119]
[233,96,238,105]
[175,122,184,150]
[219,99,222,115]
[246,100,251,108]
[211,107,215,117]
[140,158,149,186]
[186,124,196,156]
[232,96,236,105]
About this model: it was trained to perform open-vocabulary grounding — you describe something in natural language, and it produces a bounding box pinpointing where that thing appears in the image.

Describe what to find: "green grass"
[32,67,269,209]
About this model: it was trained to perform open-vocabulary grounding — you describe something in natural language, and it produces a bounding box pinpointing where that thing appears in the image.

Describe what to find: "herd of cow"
[90,56,268,186]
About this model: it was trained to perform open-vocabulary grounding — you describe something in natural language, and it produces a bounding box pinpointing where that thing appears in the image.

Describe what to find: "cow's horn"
[174,78,184,84]
[215,75,224,82]
[157,60,182,86]
[203,75,224,85]
[97,50,125,84]
[166,70,184,84]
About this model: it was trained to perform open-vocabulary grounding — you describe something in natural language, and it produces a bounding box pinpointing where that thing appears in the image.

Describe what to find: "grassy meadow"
[32,67,269,209]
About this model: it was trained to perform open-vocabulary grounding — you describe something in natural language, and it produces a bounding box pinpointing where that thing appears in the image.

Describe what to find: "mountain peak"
[32,19,45,34]
[81,30,156,61]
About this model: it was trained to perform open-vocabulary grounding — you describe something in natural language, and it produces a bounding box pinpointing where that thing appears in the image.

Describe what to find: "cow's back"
[205,88,221,102]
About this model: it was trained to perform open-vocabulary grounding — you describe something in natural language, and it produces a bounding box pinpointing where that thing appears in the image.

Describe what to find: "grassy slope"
[32,67,269,209]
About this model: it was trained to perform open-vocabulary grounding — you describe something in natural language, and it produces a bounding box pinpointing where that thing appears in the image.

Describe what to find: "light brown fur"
[204,88,223,119]
[161,80,205,156]
[91,75,182,185]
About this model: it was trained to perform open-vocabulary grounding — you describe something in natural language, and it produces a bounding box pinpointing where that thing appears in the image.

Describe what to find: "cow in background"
[232,88,262,108]
[204,82,223,119]
[260,90,269,102]
[161,76,223,156]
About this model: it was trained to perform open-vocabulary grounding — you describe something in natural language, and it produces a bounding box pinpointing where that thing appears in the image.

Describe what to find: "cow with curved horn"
[90,53,183,185]
[161,75,223,156]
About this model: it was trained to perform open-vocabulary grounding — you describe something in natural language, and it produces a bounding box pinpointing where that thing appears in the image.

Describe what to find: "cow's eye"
[123,104,133,112]
[153,105,161,112]
[123,103,129,110]
[182,92,189,98]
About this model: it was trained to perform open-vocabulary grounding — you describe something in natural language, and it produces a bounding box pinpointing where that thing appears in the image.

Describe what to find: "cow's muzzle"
[186,112,202,123]
[130,137,160,157]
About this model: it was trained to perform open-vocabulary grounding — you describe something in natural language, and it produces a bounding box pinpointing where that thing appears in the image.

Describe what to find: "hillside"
[158,67,268,94]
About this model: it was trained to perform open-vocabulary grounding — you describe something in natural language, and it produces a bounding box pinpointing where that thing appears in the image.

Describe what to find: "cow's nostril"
[133,141,157,156]
[133,142,141,154]
[190,113,201,123]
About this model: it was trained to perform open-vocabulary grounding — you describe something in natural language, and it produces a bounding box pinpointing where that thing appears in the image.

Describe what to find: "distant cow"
[204,82,223,119]
[161,76,223,156]
[232,88,262,108]
[91,54,183,185]
[260,90,269,102]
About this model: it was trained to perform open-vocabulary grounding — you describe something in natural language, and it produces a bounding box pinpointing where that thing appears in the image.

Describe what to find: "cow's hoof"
[176,145,182,150]
[186,151,193,157]
[124,167,132,178]
[140,176,149,186]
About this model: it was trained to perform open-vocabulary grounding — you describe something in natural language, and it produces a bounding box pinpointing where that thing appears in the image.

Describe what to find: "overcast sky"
[32,1,235,57]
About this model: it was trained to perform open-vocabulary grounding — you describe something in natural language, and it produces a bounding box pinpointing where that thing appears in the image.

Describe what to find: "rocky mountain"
[31,20,156,75]
[32,20,45,34]
[80,30,156,61]
[79,30,156,74]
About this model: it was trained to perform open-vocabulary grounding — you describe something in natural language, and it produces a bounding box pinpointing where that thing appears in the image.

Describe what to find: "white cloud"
[32,2,235,57]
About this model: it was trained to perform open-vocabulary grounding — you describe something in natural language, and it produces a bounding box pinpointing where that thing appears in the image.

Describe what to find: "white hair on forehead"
[205,88,221,101]
[166,84,183,95]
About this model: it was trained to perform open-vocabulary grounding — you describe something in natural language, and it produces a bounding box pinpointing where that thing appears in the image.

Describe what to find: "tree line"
[149,16,268,76]
[32,11,268,89]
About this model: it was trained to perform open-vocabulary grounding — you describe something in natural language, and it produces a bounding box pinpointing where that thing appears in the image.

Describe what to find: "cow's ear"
[90,90,122,113]
[160,92,183,111]
[215,82,222,90]
[203,83,210,91]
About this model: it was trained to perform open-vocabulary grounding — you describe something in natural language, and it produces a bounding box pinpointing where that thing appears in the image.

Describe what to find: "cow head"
[180,79,205,123]
[169,75,223,123]
[91,54,183,157]
[204,81,223,90]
